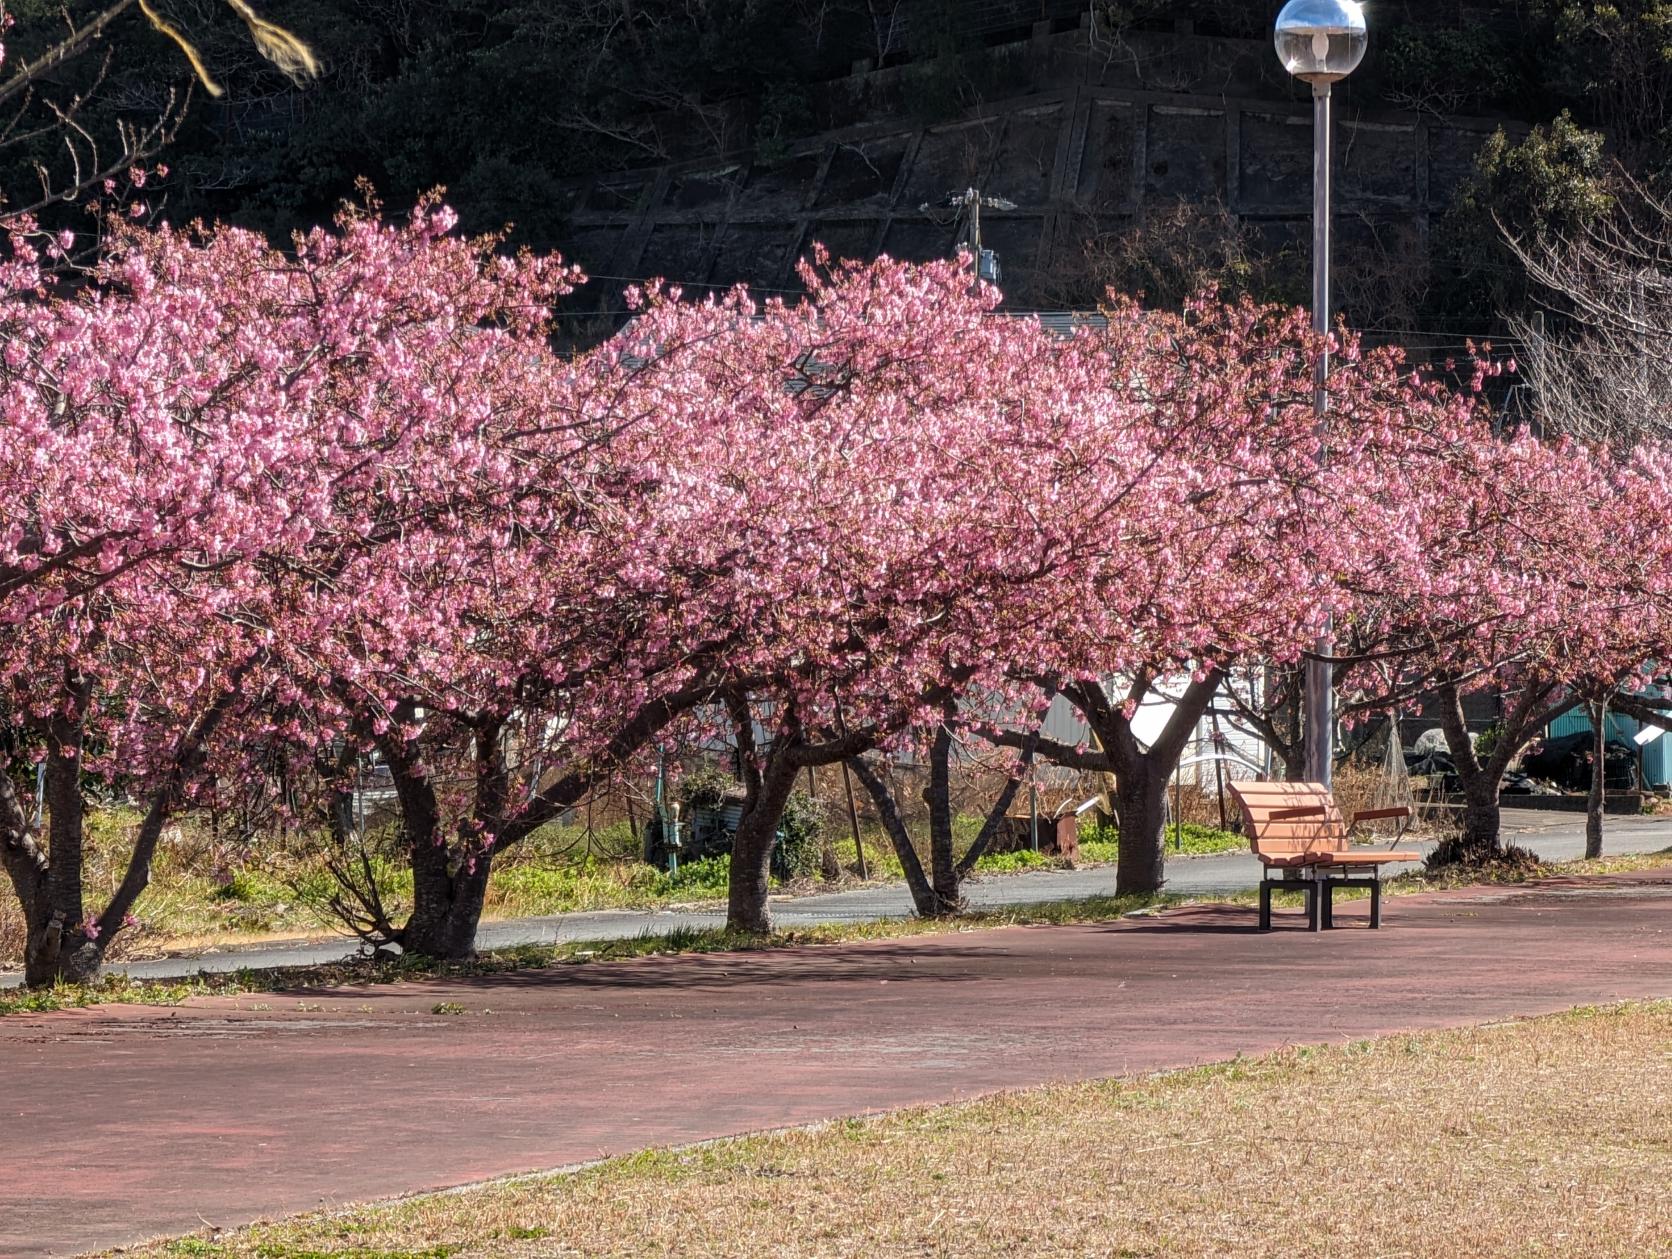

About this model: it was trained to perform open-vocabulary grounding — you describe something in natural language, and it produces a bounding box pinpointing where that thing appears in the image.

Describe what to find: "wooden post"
[830,693,869,879]
[1173,765,1183,851]
[840,759,868,879]
[1211,717,1228,832]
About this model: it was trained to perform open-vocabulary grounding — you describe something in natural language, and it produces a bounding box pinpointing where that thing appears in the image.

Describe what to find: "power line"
[579,271,806,295]
[560,281,1555,354]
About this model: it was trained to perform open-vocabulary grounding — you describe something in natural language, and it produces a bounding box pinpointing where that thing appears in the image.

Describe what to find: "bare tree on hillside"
[1500,177,1672,855]
[1507,176,1672,447]
[0,0,315,222]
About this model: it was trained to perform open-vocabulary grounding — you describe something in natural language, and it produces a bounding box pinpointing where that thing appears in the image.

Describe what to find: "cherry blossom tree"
[978,298,1495,895]
[275,252,1157,944]
[1334,419,1672,866]
[232,272,821,958]
[0,201,581,984]
[610,256,1212,934]
[3,562,264,984]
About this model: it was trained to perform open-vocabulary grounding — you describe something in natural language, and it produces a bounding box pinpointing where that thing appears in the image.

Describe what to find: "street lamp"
[1274,0,1366,788]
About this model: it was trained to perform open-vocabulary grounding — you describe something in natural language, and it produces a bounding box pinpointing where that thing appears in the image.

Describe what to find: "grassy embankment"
[125,1000,1672,1258]
[8,846,1668,1018]
[0,807,1244,967]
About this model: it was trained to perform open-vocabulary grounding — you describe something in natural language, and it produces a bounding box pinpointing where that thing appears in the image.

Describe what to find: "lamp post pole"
[1274,0,1367,788]
[1304,76,1334,787]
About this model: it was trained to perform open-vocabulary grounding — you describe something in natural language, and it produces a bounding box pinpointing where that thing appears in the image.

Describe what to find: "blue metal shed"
[1546,709,1671,788]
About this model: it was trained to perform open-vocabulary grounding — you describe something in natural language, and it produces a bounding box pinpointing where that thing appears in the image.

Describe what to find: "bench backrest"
[1226,781,1348,859]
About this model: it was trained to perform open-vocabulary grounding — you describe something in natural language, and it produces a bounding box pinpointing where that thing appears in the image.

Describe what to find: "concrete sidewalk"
[24,806,1669,985]
[2,868,1669,1257]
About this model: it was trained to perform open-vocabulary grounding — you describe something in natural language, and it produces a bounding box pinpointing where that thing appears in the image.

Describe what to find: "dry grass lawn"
[129,1001,1672,1259]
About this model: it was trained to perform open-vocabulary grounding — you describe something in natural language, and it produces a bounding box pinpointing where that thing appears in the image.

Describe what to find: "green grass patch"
[970,847,1055,873]
[12,845,1672,1019]
[1079,821,1245,860]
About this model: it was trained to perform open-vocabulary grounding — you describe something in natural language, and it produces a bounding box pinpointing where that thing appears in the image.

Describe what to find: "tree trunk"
[377,720,489,960]
[924,720,960,912]
[44,723,85,927]
[1434,776,1503,866]
[954,754,1032,878]
[1429,679,1505,866]
[726,756,798,934]
[1112,761,1169,896]
[1069,672,1222,897]
[403,839,493,959]
[0,760,101,985]
[1434,772,1504,866]
[20,675,246,986]
[312,740,362,847]
[848,756,945,917]
[0,769,50,981]
[719,685,903,932]
[380,712,515,961]
[24,678,100,986]
[1272,662,1305,780]
[987,672,1224,899]
[26,930,102,986]
[27,921,103,985]
[30,785,175,983]
[1585,698,1607,860]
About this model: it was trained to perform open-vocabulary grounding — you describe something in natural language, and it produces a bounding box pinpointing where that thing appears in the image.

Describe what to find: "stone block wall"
[553,24,1521,311]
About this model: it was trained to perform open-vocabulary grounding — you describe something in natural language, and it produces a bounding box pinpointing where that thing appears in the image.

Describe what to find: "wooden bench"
[1226,781,1420,931]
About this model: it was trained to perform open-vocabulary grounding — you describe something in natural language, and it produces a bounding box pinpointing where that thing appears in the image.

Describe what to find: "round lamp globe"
[1274,0,1367,85]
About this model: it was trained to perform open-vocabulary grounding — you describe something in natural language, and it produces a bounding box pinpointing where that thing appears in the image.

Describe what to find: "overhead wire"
[554,282,1574,359]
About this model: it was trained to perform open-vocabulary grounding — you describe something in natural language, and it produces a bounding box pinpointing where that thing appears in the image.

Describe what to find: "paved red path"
[3,875,1670,1257]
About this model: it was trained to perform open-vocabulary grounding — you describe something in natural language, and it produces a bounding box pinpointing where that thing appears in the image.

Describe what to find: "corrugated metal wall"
[1547,709,1670,788]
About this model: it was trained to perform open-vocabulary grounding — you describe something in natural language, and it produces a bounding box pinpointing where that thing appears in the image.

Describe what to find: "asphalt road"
[6,807,1669,986]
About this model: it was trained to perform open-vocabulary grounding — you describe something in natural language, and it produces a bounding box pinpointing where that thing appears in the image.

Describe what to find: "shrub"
[622,862,672,896]
[1474,721,1506,762]
[667,854,730,897]
[678,762,736,813]
[775,789,826,881]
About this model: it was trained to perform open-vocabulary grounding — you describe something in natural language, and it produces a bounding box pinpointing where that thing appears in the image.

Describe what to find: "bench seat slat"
[1315,851,1422,865]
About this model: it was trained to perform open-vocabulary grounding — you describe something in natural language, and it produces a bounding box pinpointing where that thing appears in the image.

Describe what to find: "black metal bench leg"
[1259,882,1272,932]
[1370,876,1382,929]
[1321,881,1335,929]
[1307,882,1321,932]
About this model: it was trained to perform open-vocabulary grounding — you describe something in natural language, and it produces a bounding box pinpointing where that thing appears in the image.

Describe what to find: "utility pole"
[921,187,1016,284]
